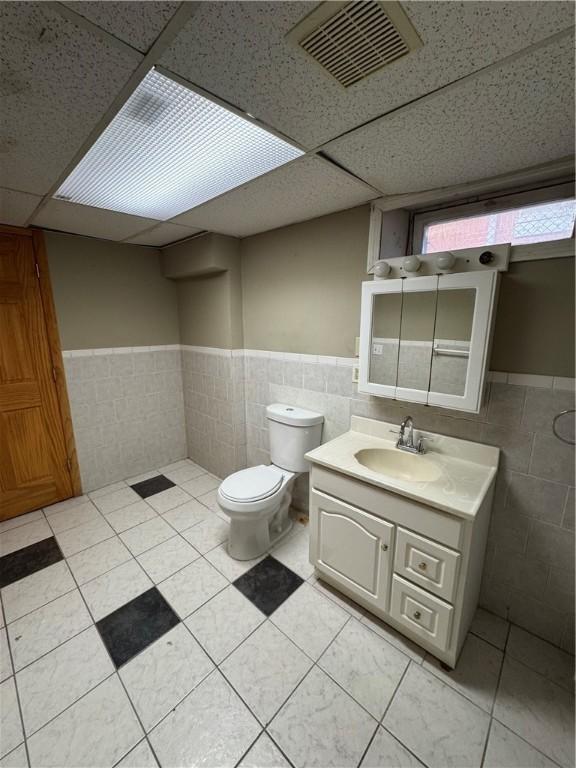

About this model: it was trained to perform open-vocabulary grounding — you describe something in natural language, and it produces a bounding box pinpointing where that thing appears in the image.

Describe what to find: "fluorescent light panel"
[55,69,304,220]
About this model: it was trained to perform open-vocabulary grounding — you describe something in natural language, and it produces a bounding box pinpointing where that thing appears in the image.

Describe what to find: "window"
[418,198,576,255]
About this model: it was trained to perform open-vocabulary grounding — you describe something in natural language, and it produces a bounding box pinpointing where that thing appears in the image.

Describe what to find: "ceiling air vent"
[287,0,422,88]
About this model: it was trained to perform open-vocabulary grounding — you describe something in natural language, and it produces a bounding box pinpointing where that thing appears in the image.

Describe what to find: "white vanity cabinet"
[308,462,494,668]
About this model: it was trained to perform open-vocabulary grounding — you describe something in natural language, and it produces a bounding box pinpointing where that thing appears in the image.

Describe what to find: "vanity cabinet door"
[310,490,394,614]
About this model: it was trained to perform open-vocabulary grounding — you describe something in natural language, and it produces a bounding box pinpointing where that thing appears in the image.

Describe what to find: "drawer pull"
[413,610,421,620]
[418,562,427,571]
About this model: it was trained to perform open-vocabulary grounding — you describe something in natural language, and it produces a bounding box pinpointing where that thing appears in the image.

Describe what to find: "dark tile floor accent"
[0,536,63,589]
[233,555,303,616]
[130,474,175,499]
[96,587,180,667]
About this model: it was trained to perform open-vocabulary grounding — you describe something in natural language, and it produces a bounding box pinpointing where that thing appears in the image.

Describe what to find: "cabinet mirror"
[430,289,475,397]
[370,290,402,388]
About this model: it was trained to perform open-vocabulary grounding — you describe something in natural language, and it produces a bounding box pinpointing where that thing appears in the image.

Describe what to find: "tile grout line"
[477,621,510,768]
[110,736,159,768]
[479,717,495,768]
[0,590,32,768]
[2,583,78,630]
[262,730,298,768]
[489,716,566,768]
[231,729,267,768]
[354,660,413,768]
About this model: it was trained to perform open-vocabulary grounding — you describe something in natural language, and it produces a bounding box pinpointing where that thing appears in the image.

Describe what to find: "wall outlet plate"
[355,337,360,356]
[352,365,360,383]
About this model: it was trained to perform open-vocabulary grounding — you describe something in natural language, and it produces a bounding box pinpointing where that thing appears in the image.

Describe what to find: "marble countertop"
[305,416,499,520]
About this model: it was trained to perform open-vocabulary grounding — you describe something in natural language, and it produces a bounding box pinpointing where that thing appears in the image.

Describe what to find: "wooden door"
[0,226,79,520]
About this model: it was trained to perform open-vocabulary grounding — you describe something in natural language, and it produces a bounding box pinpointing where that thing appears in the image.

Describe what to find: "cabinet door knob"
[419,562,427,571]
[413,610,421,620]
[381,543,388,551]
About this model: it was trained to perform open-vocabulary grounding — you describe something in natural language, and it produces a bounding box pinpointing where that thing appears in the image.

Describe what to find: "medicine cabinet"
[358,271,498,412]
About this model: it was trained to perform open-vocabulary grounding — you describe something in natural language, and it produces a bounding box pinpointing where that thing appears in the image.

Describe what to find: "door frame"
[0,223,82,498]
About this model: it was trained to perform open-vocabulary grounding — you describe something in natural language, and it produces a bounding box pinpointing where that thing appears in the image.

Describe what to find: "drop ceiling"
[0,1,574,246]
[172,156,377,238]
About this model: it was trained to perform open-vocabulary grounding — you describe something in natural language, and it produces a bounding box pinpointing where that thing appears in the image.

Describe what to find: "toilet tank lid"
[266,403,324,427]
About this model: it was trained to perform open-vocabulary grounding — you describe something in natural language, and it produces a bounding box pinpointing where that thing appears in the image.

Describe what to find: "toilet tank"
[266,403,324,472]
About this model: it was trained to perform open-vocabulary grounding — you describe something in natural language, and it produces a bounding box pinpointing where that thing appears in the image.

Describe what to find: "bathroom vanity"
[305,417,499,668]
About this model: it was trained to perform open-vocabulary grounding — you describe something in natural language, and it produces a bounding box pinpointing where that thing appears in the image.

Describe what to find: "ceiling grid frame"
[0,0,569,244]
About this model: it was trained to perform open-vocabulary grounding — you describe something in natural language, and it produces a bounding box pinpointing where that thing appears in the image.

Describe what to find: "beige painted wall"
[241,206,370,357]
[167,234,243,348]
[45,232,180,350]
[240,205,575,376]
[492,258,575,376]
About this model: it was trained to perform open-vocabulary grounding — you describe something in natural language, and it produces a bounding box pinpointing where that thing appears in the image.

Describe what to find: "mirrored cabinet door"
[359,279,403,397]
[429,288,475,397]
[370,290,402,388]
[428,270,498,412]
[396,276,438,403]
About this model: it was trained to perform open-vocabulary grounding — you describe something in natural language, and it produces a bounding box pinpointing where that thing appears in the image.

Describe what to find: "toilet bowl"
[218,404,324,560]
[217,464,295,560]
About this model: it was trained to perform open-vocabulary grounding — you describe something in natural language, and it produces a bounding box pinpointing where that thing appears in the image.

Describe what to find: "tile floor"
[0,459,574,768]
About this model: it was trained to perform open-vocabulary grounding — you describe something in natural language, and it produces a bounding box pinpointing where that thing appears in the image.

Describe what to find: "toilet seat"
[220,465,284,504]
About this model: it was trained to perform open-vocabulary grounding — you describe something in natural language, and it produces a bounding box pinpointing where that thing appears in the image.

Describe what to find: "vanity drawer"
[394,527,460,602]
[390,575,453,652]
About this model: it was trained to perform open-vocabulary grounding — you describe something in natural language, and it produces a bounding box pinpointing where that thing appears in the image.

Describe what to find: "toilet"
[217,403,324,560]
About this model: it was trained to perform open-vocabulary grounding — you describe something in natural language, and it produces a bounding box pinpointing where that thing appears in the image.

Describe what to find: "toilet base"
[226,488,294,561]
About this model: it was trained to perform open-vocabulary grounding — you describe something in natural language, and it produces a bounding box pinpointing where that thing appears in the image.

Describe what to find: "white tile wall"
[181,346,246,479]
[64,347,186,492]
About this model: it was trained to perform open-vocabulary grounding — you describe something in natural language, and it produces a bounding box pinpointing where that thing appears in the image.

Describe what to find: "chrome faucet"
[392,416,427,454]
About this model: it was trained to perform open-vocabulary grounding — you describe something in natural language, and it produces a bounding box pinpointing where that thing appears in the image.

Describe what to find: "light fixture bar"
[55,69,304,221]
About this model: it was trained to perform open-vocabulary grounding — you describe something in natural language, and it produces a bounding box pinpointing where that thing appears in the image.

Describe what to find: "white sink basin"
[354,448,442,483]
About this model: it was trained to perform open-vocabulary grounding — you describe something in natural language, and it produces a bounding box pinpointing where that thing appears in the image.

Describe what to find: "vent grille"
[294,1,421,88]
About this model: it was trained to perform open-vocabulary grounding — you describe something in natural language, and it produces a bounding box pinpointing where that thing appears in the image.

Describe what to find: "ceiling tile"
[171,156,376,238]
[324,34,575,195]
[159,1,574,148]
[64,2,181,53]
[124,222,205,247]
[0,188,42,226]
[0,2,142,196]
[32,199,158,242]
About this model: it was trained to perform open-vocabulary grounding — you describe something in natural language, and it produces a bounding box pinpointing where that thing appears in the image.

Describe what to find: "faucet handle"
[416,436,431,453]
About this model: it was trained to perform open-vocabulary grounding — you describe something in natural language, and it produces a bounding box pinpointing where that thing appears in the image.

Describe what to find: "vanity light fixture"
[436,252,457,271]
[368,259,391,278]
[402,254,421,273]
[54,68,304,221]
